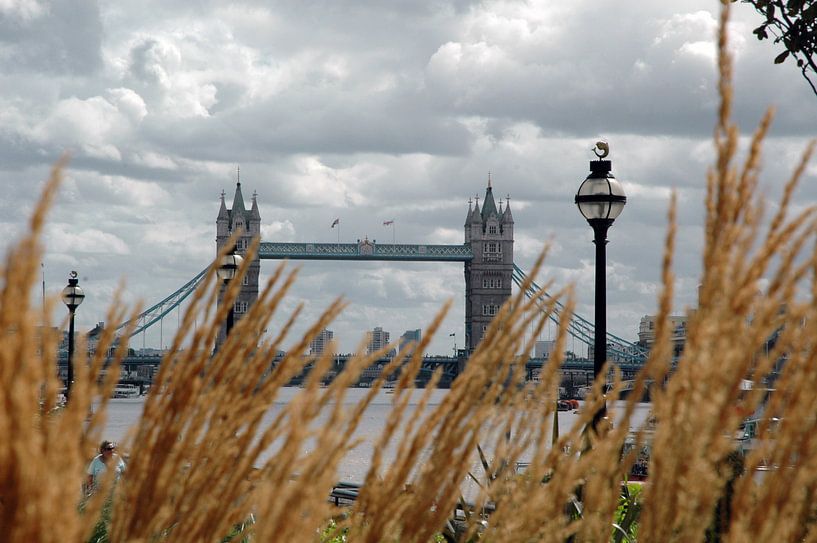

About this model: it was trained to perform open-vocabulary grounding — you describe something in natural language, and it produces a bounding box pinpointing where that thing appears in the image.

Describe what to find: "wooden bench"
[329,481,361,506]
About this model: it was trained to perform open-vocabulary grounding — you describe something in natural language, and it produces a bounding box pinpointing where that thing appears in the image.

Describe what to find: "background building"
[367,327,394,357]
[638,315,688,358]
[399,329,421,355]
[534,340,556,360]
[310,328,334,356]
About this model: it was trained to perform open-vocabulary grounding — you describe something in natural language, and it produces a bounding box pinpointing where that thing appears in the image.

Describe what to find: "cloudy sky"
[2,0,815,356]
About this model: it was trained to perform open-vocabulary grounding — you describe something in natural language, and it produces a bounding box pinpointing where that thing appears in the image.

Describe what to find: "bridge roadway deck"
[258,242,473,262]
[58,354,644,383]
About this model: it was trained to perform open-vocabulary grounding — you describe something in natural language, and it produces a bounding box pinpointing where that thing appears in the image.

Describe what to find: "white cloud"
[46,227,130,255]
[261,221,296,241]
[0,0,47,21]
[107,87,148,122]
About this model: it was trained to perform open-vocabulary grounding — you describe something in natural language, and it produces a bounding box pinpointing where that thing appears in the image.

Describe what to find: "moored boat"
[112,384,141,398]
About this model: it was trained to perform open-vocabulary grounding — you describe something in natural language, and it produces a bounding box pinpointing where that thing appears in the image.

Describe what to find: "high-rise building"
[399,329,421,355]
[464,177,514,352]
[535,340,556,359]
[310,328,334,355]
[366,327,391,356]
[216,180,261,348]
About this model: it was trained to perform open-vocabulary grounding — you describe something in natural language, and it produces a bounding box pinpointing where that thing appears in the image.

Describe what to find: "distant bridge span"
[258,241,473,262]
[107,179,650,373]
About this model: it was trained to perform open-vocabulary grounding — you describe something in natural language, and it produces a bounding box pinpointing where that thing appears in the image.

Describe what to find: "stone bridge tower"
[464,178,514,352]
[216,180,261,346]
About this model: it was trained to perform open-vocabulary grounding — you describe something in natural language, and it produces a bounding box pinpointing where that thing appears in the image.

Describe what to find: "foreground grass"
[2,3,817,542]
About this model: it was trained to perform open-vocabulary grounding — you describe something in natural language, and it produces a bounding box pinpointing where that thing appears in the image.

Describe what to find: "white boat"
[112,384,141,398]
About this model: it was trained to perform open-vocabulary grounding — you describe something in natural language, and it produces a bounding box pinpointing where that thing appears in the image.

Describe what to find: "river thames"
[102,388,652,488]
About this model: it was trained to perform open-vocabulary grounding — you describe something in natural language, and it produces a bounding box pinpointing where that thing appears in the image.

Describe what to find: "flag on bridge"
[331,218,340,228]
[383,220,394,226]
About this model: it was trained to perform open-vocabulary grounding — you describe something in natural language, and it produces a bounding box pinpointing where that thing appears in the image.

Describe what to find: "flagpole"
[384,220,395,243]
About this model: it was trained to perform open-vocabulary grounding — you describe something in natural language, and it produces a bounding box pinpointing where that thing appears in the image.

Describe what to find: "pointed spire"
[470,195,482,224]
[488,171,492,189]
[232,180,246,213]
[217,190,229,220]
[464,197,474,226]
[502,193,514,223]
[481,180,498,221]
[250,189,261,220]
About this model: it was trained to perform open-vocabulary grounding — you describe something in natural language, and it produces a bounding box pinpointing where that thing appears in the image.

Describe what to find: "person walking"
[85,440,125,494]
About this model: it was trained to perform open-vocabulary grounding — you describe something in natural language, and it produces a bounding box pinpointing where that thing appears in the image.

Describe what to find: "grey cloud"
[0,0,103,75]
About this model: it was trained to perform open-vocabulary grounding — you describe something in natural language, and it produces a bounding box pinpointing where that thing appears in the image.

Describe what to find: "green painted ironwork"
[258,241,473,261]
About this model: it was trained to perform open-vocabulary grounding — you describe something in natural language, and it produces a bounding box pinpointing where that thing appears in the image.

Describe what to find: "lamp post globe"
[61,271,85,399]
[217,252,244,283]
[217,251,244,338]
[574,142,626,432]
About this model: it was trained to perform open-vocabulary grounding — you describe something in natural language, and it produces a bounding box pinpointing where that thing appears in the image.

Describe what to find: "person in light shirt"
[85,440,126,494]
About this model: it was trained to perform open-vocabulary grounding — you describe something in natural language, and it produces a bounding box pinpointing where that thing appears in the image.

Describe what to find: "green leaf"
[775,50,790,63]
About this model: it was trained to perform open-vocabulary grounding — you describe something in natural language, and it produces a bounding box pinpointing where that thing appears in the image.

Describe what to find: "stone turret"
[216,180,261,348]
[464,176,514,352]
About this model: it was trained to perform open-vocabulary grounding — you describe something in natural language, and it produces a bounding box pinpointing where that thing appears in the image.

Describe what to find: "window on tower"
[483,242,502,262]
[482,304,498,316]
[488,225,497,235]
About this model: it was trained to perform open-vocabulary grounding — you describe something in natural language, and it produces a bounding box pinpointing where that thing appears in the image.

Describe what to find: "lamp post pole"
[574,142,626,433]
[591,218,611,427]
[225,285,235,337]
[217,249,244,342]
[61,271,85,400]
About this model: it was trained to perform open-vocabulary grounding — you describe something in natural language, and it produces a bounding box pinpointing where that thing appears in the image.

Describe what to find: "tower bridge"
[89,177,648,387]
[217,179,514,353]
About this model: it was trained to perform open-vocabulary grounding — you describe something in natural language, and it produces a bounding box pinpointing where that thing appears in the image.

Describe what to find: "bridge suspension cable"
[115,267,209,338]
[512,264,648,365]
[116,262,648,366]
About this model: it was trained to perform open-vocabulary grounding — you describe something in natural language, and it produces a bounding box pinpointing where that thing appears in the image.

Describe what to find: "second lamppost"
[574,142,626,431]
[61,271,85,399]
[217,249,244,338]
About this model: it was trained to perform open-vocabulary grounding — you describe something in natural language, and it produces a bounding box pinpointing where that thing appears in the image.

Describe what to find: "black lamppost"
[574,142,626,431]
[61,271,85,399]
[217,249,244,339]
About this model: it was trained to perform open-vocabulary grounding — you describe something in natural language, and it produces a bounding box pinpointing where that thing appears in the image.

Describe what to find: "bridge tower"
[464,178,514,352]
[216,180,261,346]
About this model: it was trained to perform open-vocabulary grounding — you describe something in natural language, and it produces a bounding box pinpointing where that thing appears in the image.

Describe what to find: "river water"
[102,388,652,488]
